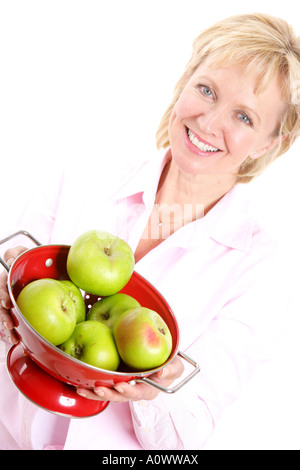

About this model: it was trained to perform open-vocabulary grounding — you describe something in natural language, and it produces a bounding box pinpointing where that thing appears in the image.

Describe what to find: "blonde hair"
[156,13,300,182]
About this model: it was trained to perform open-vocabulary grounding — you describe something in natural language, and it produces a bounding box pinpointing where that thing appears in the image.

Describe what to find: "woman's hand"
[0,246,28,344]
[76,356,184,402]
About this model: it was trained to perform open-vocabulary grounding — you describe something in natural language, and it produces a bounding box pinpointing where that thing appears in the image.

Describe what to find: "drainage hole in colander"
[45,258,53,267]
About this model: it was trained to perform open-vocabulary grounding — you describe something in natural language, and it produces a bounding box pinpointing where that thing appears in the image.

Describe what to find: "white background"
[0,0,300,449]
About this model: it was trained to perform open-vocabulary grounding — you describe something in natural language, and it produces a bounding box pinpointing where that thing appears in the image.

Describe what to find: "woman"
[1,13,300,450]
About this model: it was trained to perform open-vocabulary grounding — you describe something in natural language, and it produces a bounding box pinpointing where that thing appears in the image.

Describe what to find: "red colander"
[0,231,199,418]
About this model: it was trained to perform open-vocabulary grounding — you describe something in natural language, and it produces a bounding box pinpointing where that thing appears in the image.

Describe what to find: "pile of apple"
[16,230,172,372]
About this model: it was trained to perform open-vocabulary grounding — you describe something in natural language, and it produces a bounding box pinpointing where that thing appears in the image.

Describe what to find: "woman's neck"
[134,156,237,263]
[156,158,237,219]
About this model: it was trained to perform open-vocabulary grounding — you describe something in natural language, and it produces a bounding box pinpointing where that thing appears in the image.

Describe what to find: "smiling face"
[168,61,286,182]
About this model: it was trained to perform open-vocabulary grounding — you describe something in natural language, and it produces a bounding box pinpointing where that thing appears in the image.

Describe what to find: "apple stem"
[159,327,166,336]
[104,247,111,256]
[75,345,83,357]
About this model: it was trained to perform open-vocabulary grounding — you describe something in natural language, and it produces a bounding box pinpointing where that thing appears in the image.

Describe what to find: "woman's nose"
[197,107,224,137]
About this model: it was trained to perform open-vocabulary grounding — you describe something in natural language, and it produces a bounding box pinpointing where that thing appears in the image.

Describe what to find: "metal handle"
[0,230,41,272]
[135,350,200,394]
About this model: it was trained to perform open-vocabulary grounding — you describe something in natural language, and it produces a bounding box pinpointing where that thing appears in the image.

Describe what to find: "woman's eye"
[200,85,214,98]
[237,112,253,126]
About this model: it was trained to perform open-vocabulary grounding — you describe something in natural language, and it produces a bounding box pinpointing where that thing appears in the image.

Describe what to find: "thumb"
[155,356,184,381]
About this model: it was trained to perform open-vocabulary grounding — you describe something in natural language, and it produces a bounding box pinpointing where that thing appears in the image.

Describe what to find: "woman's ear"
[251,133,288,159]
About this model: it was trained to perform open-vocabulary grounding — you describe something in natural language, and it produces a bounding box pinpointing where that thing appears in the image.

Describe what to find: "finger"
[0,246,28,310]
[76,358,186,403]
[0,307,15,330]
[155,356,184,381]
[0,301,19,343]
[0,260,19,343]
[113,381,157,401]
[93,358,185,402]
[77,382,152,402]
[77,387,129,403]
[3,246,27,264]
[0,272,13,322]
[1,325,19,344]
[0,271,12,310]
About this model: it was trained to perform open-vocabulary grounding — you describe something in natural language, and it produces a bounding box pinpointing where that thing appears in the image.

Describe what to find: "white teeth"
[187,129,219,152]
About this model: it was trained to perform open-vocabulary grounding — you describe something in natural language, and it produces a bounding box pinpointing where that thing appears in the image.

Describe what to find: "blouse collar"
[110,148,257,253]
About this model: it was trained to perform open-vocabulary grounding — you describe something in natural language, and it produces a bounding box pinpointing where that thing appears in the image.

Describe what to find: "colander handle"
[0,230,41,272]
[134,350,200,394]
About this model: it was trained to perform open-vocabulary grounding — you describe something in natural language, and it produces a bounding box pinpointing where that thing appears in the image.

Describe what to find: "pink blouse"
[0,149,297,450]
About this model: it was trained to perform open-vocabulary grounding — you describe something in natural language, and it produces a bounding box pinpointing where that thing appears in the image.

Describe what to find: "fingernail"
[3,320,13,330]
[77,390,87,397]
[6,258,14,267]
[94,388,105,397]
[114,386,124,394]
[8,336,16,344]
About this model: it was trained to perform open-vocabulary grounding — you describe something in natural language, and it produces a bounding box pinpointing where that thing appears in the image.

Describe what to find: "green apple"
[16,278,77,346]
[113,307,173,371]
[59,320,120,371]
[66,230,135,296]
[59,280,86,323]
[86,293,140,330]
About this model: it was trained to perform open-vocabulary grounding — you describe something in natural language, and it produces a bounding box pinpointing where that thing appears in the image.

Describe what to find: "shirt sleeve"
[129,248,299,450]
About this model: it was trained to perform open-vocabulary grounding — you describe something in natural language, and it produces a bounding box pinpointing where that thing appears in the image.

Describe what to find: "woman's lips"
[184,127,221,155]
